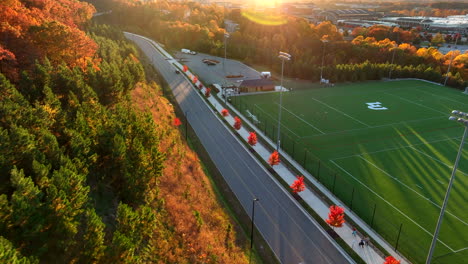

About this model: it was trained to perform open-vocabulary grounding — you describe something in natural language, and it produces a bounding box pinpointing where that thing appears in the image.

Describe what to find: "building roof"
[321,9,376,16]
[240,78,275,87]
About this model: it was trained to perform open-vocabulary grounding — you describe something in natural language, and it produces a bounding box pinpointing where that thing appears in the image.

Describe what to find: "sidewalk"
[126,32,409,264]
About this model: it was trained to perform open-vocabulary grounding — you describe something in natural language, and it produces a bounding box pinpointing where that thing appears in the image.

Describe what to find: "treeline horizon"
[92,0,467,89]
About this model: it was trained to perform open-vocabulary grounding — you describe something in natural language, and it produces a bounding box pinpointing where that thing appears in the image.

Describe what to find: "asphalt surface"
[126,32,354,264]
[174,51,261,86]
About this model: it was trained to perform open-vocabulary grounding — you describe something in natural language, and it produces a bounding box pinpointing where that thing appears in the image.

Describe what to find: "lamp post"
[223,33,230,104]
[425,110,468,264]
[320,39,329,82]
[389,43,398,79]
[249,198,260,264]
[184,110,189,141]
[443,33,459,86]
[276,51,291,151]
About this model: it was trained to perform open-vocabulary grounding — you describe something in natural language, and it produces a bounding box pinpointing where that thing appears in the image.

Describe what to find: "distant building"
[317,9,381,23]
[338,19,399,28]
[380,15,468,33]
[239,79,275,93]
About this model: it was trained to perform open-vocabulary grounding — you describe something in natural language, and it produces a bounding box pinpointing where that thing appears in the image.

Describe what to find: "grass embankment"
[134,53,279,264]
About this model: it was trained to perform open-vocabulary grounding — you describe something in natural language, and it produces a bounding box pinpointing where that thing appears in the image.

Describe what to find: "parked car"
[205,61,216,66]
[175,70,180,74]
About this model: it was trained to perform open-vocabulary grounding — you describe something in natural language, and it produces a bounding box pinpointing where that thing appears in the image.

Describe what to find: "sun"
[253,0,277,8]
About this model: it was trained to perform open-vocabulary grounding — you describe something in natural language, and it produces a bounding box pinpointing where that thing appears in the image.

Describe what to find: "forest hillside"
[0,0,249,263]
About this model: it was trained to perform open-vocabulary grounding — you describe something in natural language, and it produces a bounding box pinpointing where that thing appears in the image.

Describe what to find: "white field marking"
[253,104,300,138]
[437,179,445,184]
[416,184,423,189]
[358,155,468,226]
[273,102,326,135]
[309,97,371,127]
[454,247,468,253]
[409,146,468,177]
[329,160,456,252]
[384,92,448,115]
[415,88,468,106]
[333,136,461,161]
[301,115,446,139]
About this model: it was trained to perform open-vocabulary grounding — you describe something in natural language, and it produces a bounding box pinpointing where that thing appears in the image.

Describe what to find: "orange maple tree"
[268,151,280,166]
[326,205,345,228]
[247,132,257,146]
[290,176,305,193]
[173,117,182,126]
[0,0,97,72]
[183,65,188,72]
[221,109,229,117]
[205,87,211,97]
[383,256,400,264]
[233,116,242,130]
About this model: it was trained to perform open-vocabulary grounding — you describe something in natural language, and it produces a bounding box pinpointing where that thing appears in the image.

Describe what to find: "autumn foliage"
[204,87,211,97]
[0,0,98,79]
[233,116,242,130]
[290,176,305,193]
[183,65,188,72]
[247,132,257,146]
[221,109,229,117]
[268,151,280,166]
[326,205,345,228]
[384,256,400,264]
[173,117,182,126]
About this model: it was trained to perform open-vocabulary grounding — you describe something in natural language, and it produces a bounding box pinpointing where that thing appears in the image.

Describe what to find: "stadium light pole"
[249,198,260,264]
[388,43,398,79]
[320,39,329,81]
[425,110,468,264]
[276,51,291,151]
[443,32,459,86]
[223,33,230,103]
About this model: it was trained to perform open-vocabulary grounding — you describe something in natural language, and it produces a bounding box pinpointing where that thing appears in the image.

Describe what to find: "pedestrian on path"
[352,226,357,236]
[365,236,370,246]
[359,240,365,248]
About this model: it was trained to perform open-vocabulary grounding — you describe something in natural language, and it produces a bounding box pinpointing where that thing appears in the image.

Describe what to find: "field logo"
[366,102,388,110]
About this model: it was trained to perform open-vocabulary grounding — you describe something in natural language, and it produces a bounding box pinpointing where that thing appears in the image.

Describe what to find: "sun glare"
[253,0,277,8]
[242,0,287,26]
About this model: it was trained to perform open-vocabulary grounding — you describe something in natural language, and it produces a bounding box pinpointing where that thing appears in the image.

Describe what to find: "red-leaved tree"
[247,132,257,146]
[233,116,242,130]
[205,87,211,97]
[383,256,400,264]
[198,83,203,89]
[268,151,280,166]
[183,65,188,72]
[290,176,305,193]
[193,75,198,83]
[326,205,345,228]
[173,117,182,126]
[221,109,229,117]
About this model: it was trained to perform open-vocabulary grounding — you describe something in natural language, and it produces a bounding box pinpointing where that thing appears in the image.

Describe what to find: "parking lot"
[174,51,262,87]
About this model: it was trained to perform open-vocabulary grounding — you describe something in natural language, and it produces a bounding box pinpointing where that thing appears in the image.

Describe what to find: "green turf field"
[232,80,468,264]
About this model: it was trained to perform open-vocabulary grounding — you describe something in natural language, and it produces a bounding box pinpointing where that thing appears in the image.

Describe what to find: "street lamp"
[249,198,260,264]
[320,39,329,82]
[443,33,460,86]
[276,51,291,151]
[184,110,190,141]
[388,43,398,79]
[223,33,230,103]
[426,110,468,264]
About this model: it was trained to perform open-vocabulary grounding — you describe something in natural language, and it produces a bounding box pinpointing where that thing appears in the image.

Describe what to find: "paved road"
[126,32,355,264]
